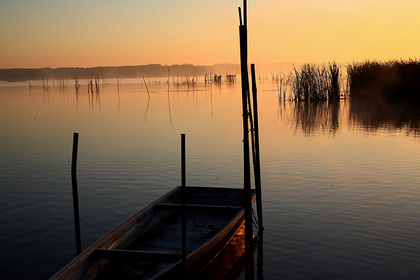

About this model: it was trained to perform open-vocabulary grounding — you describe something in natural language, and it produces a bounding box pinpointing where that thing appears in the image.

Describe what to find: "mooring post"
[71,132,82,256]
[181,134,187,279]
[251,64,263,231]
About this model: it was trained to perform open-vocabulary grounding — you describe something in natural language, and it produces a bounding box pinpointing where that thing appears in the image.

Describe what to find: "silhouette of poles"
[251,64,263,232]
[239,0,254,278]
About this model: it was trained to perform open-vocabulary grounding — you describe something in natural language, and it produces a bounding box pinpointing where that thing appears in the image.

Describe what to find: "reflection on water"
[349,97,420,135]
[1,79,420,280]
[196,225,263,280]
[281,97,420,136]
[144,97,150,123]
[285,100,342,135]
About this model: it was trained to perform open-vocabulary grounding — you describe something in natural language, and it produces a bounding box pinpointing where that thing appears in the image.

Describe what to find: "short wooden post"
[71,132,82,256]
[181,134,187,279]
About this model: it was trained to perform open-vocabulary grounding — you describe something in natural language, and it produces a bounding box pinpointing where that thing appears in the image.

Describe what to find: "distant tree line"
[0,64,240,81]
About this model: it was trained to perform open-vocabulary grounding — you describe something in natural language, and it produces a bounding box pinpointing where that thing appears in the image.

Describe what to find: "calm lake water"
[1,77,420,279]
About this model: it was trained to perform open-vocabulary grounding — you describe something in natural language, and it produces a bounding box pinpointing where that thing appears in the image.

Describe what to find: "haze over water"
[0,79,419,279]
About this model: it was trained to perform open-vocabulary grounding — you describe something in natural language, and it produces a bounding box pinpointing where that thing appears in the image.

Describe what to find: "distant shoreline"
[0,64,240,82]
[0,63,298,82]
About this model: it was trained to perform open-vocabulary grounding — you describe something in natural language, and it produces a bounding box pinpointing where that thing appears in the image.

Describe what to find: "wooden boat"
[50,186,256,280]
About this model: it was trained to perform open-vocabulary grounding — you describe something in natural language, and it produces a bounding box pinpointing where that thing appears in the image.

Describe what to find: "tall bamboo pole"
[239,0,254,278]
[251,64,263,231]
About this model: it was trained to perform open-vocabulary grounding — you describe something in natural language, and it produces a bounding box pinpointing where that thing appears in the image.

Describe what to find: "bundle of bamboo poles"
[238,1,263,279]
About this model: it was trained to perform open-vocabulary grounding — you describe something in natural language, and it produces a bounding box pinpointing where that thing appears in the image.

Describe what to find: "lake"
[1,77,419,279]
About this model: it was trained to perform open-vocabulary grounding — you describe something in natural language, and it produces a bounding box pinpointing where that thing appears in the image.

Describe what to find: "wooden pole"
[181,134,187,279]
[251,64,264,280]
[181,134,186,188]
[71,132,82,256]
[142,75,150,98]
[251,64,263,231]
[239,0,254,278]
[168,67,170,93]
[243,0,248,29]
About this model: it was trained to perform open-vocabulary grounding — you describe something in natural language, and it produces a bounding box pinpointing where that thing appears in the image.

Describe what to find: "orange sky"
[1,0,420,68]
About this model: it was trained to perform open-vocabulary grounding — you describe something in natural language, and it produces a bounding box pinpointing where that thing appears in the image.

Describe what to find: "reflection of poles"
[71,133,82,256]
[168,68,173,126]
[144,97,150,123]
[181,134,187,279]
[118,89,120,114]
[168,92,173,126]
[96,89,101,111]
[75,86,79,110]
[210,85,214,118]
[238,1,254,279]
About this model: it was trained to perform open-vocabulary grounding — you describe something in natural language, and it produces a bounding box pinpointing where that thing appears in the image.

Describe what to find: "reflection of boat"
[50,186,256,280]
[195,224,260,280]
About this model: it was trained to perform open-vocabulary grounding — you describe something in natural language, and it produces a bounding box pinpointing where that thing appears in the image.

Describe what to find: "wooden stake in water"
[181,134,187,279]
[71,132,82,256]
[142,75,150,98]
[251,64,264,279]
[251,64,263,231]
[168,68,170,93]
[239,0,254,278]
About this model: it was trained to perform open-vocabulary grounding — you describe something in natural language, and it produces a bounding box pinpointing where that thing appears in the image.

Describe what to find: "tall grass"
[328,62,340,100]
[290,62,341,101]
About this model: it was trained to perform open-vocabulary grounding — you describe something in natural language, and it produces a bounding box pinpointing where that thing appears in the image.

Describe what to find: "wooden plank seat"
[92,249,182,262]
[156,203,243,211]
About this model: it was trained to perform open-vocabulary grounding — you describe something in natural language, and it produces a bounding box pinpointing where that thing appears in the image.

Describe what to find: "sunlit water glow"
[0,78,419,279]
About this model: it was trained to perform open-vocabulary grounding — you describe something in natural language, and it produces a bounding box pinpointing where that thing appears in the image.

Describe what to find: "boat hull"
[50,186,256,280]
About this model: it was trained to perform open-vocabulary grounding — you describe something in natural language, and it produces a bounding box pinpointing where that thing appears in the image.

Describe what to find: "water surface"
[0,78,419,279]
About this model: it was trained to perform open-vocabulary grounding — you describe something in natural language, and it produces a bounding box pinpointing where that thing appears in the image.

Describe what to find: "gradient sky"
[1,0,420,68]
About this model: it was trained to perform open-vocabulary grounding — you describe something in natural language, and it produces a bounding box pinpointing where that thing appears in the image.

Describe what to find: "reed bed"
[273,73,288,101]
[347,59,420,102]
[328,62,340,100]
[289,62,341,101]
